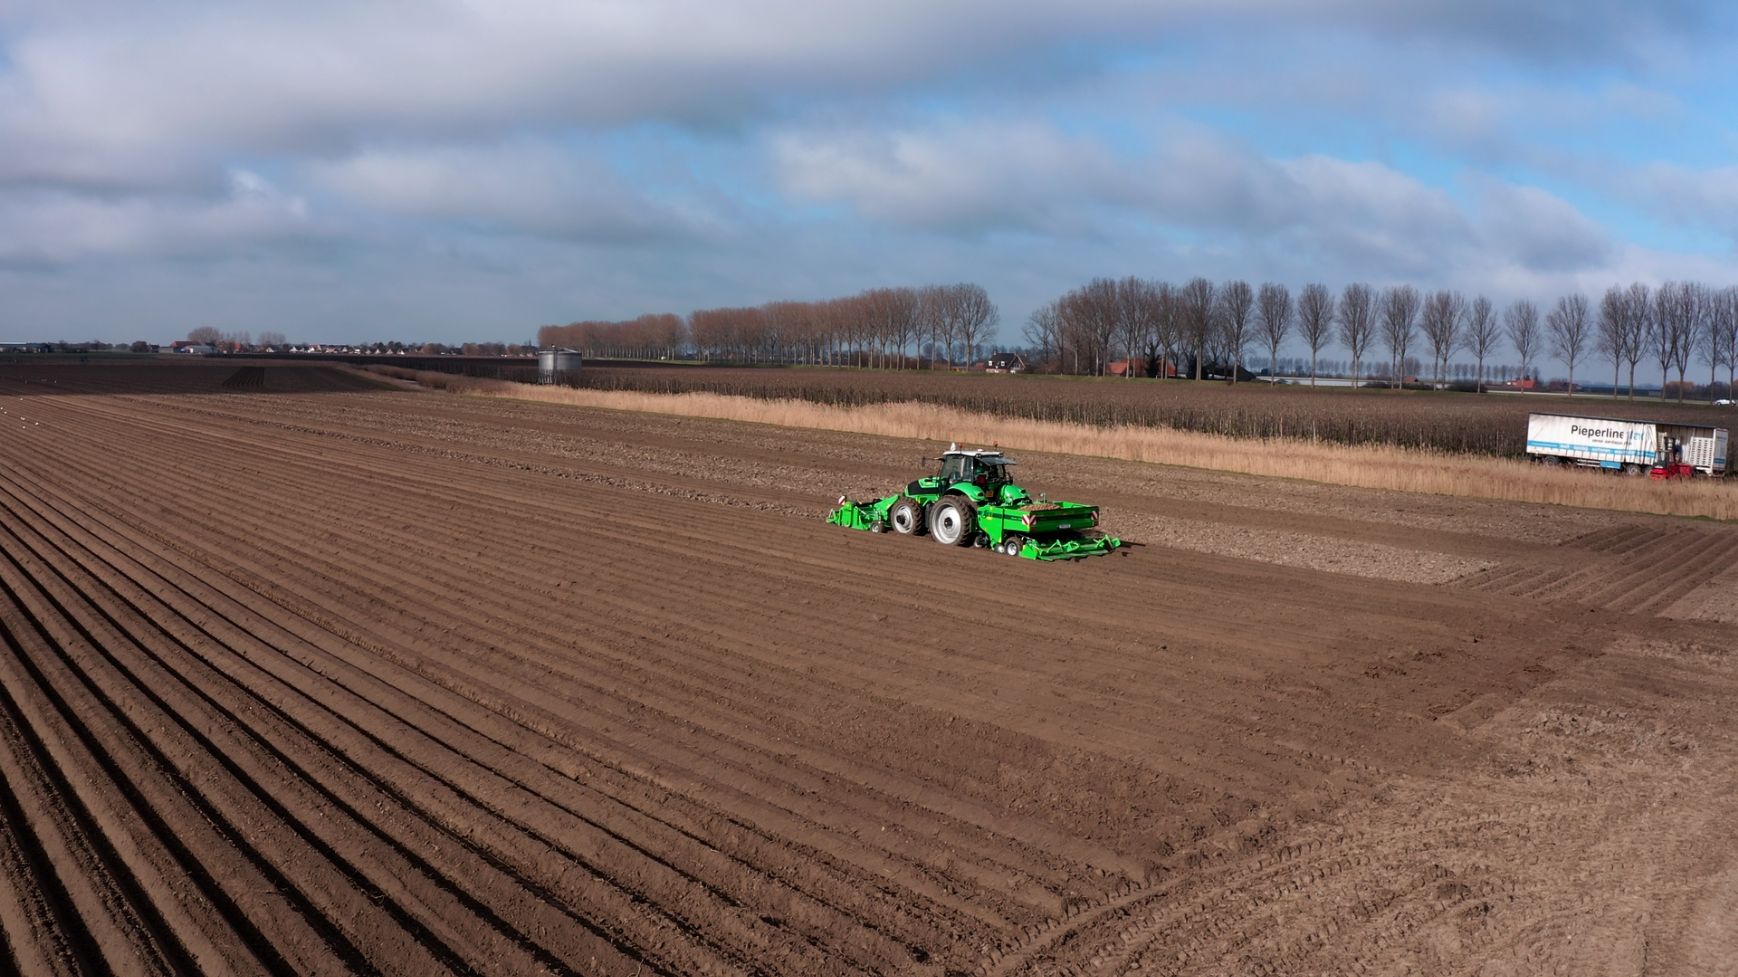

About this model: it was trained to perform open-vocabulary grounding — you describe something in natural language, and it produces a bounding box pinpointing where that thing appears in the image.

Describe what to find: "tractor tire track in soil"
[2,362,1735,975]
[1458,521,1738,616]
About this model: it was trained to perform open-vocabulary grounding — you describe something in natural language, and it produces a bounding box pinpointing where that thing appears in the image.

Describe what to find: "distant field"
[371,366,1738,521]
[571,366,1736,457]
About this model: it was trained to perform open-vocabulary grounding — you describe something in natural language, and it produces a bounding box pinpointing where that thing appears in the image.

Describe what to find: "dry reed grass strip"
[362,366,1738,521]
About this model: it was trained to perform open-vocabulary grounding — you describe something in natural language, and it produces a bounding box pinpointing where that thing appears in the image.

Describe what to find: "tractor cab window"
[940,454,1009,486]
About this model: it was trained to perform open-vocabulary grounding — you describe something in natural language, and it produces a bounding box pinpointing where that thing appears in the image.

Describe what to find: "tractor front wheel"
[889,497,926,535]
[929,497,977,547]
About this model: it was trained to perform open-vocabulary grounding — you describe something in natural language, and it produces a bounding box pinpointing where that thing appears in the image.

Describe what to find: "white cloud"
[0,169,315,265]
[773,120,1477,273]
[1630,161,1738,235]
[1470,180,1613,272]
[767,114,1649,303]
[311,143,714,242]
[0,1,1719,191]
[1414,82,1687,168]
[773,120,1124,233]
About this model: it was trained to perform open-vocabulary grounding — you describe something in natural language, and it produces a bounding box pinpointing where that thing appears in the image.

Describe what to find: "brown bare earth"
[2,362,1736,976]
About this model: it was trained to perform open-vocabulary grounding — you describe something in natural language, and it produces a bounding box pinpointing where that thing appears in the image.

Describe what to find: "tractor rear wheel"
[889,497,925,535]
[929,497,977,546]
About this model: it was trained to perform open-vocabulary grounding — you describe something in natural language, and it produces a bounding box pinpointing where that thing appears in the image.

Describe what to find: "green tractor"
[827,444,1121,560]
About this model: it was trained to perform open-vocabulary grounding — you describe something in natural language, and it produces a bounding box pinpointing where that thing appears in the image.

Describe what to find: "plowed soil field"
[3,362,1736,976]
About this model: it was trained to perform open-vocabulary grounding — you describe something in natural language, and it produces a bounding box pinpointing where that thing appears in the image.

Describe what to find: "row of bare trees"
[537,314,685,360]
[1022,277,1738,399]
[1436,282,1738,400]
[1592,282,1738,401]
[537,284,999,367]
[185,326,288,351]
[534,276,1737,399]
[1021,277,1256,380]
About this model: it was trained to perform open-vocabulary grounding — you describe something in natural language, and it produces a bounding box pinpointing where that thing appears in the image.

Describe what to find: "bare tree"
[1023,302,1063,371]
[1216,280,1255,382]
[1059,278,1121,375]
[1295,283,1334,387]
[1150,282,1181,378]
[1650,284,1671,395]
[1719,286,1738,401]
[1255,282,1292,381]
[1419,289,1465,387]
[1653,282,1682,400]
[1622,282,1651,399]
[1505,299,1541,383]
[1114,278,1159,377]
[1464,295,1499,392]
[1337,283,1376,385]
[762,301,808,364]
[257,330,288,348]
[1654,281,1703,402]
[1379,284,1421,388]
[881,288,923,368]
[1547,293,1592,396]
[895,288,926,367]
[1675,283,1705,401]
[828,297,865,367]
[1597,285,1630,396]
[1698,284,1729,401]
[916,285,955,368]
[187,326,222,345]
[949,283,998,367]
[1180,277,1216,380]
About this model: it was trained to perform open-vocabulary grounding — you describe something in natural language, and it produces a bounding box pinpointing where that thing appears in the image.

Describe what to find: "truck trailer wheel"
[929,497,977,546]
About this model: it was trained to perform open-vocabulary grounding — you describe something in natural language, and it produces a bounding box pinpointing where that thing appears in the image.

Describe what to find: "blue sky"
[3,0,1738,376]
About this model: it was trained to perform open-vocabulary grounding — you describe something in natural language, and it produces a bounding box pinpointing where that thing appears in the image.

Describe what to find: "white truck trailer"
[1525,413,1729,477]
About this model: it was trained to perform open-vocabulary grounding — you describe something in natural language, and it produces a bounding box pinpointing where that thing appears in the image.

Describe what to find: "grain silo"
[538,347,582,385]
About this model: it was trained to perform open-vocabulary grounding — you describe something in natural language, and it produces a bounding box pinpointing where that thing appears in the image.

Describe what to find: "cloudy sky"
[4,1,1738,356]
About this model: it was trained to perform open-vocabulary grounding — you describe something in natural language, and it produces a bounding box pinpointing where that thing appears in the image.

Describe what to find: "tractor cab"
[930,447,1032,506]
[938,449,1014,490]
